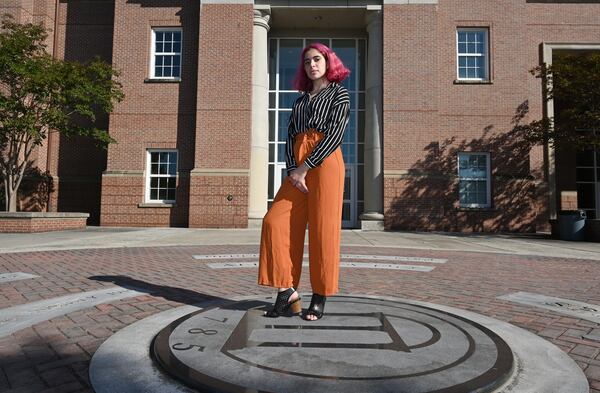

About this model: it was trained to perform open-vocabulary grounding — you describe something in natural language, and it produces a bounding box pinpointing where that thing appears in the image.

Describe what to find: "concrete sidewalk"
[0,226,598,260]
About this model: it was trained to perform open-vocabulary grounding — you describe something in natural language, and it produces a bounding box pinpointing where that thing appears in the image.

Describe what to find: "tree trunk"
[8,192,17,212]
[7,188,17,212]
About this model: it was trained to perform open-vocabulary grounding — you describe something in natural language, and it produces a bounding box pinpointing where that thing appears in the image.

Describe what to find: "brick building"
[2,0,600,232]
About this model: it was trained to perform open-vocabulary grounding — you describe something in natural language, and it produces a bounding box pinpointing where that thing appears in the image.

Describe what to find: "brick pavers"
[0,245,599,392]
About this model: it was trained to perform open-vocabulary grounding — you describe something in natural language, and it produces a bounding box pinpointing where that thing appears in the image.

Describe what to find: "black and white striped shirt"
[285,82,350,174]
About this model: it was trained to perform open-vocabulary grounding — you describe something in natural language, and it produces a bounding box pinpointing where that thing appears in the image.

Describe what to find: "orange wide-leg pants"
[258,129,345,296]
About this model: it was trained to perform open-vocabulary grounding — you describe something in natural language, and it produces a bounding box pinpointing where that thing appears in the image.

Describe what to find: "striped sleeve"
[285,111,298,175]
[304,89,350,169]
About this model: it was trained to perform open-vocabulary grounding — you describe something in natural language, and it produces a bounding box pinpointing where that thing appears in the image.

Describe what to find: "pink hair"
[292,42,351,92]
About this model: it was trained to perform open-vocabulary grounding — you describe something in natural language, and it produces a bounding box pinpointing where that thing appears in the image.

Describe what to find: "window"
[458,152,491,208]
[146,150,177,203]
[456,28,489,81]
[150,28,182,79]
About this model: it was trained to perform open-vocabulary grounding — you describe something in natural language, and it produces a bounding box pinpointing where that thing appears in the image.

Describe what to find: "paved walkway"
[0,227,599,392]
[1,226,599,260]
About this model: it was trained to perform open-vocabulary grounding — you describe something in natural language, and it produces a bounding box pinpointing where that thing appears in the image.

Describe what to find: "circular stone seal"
[152,295,514,393]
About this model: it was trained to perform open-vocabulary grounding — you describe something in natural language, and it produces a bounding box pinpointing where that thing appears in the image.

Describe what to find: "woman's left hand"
[288,164,310,193]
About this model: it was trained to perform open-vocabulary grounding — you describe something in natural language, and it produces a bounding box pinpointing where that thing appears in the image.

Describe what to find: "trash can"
[557,210,586,241]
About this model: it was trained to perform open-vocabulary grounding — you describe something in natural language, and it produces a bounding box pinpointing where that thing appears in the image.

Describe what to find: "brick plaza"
[0,230,599,392]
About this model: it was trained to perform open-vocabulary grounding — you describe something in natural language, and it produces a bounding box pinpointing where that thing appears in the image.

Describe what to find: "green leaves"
[0,15,123,210]
[529,53,600,150]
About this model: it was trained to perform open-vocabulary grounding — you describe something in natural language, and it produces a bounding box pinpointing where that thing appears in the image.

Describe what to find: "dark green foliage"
[526,52,600,150]
[0,15,123,211]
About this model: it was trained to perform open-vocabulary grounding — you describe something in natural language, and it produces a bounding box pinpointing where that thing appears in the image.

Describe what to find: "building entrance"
[267,38,366,228]
[576,141,600,219]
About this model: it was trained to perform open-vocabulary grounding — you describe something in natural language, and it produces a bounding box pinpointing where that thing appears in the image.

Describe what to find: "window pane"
[358,111,365,143]
[155,42,163,53]
[268,164,274,199]
[155,31,164,42]
[154,66,163,77]
[269,111,276,140]
[159,189,167,200]
[358,39,366,91]
[342,202,351,221]
[279,39,303,90]
[151,164,158,175]
[358,164,364,201]
[269,143,274,162]
[269,39,277,90]
[173,31,181,42]
[576,149,594,166]
[459,67,467,79]
[168,177,176,188]
[169,163,177,175]
[150,177,158,187]
[173,56,180,66]
[458,43,466,53]
[279,111,291,141]
[577,183,595,209]
[172,66,180,78]
[344,169,351,200]
[167,189,176,201]
[279,92,299,109]
[458,32,467,42]
[156,56,164,66]
[159,177,168,188]
[150,189,158,200]
[278,143,286,163]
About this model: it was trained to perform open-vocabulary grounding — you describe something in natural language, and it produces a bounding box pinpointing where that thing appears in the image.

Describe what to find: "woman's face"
[303,48,328,81]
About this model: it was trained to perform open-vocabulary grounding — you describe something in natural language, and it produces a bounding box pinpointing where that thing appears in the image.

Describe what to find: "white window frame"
[149,27,182,80]
[145,149,178,203]
[456,28,489,81]
[458,152,491,208]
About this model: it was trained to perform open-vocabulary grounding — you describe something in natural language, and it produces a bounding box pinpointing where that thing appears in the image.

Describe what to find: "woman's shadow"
[88,274,271,312]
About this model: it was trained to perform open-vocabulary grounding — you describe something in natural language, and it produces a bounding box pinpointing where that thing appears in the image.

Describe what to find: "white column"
[248,7,271,228]
[361,10,384,230]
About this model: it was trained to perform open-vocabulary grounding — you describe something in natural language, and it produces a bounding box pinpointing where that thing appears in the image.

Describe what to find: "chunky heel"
[264,288,302,318]
[290,298,302,314]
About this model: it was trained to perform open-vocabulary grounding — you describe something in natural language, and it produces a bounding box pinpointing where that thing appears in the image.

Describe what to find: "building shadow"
[387,101,547,232]
[55,0,116,225]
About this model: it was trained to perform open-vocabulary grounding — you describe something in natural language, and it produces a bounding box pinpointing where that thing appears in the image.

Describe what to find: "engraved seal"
[152,295,514,393]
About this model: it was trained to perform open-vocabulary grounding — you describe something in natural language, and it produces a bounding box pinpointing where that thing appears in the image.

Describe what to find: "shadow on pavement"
[88,275,230,306]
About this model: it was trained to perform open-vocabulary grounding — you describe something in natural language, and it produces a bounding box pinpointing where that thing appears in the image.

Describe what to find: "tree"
[523,52,600,150]
[0,15,123,212]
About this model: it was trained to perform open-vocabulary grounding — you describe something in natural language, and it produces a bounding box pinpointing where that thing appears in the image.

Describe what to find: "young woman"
[258,43,351,321]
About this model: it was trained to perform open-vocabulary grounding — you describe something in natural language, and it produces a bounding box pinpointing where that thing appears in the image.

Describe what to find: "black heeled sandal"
[304,293,326,320]
[264,288,302,317]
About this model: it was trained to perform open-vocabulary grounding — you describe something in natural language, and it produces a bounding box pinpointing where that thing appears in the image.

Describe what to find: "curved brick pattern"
[0,245,599,392]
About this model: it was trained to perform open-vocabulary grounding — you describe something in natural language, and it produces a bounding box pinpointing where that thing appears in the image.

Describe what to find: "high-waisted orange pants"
[258,129,345,296]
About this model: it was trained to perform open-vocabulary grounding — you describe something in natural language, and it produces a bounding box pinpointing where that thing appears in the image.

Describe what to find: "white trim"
[149,27,182,81]
[456,28,489,81]
[458,152,491,208]
[145,149,178,204]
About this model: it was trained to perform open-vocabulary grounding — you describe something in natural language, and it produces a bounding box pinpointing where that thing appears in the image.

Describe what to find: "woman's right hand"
[288,164,309,194]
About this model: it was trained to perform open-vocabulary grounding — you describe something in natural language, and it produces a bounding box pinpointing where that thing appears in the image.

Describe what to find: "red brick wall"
[188,4,252,228]
[383,1,600,232]
[0,217,88,233]
[100,0,199,227]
